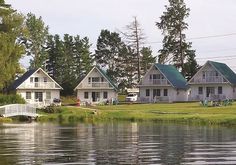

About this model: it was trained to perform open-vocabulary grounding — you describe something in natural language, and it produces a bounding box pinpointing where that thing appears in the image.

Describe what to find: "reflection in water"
[0,122,236,164]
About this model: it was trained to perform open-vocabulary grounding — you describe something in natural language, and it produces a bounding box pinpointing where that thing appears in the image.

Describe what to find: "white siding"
[17,89,60,106]
[139,87,188,103]
[76,89,117,104]
[189,84,234,101]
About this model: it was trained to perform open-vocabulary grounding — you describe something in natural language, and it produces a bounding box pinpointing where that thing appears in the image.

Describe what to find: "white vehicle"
[125,93,138,102]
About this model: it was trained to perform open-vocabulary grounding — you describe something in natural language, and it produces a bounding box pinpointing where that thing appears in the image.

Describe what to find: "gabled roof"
[74,66,118,91]
[10,68,63,90]
[154,63,188,89]
[209,61,236,85]
[10,69,37,90]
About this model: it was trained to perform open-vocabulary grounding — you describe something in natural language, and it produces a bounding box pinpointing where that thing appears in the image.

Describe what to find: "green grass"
[36,102,236,126]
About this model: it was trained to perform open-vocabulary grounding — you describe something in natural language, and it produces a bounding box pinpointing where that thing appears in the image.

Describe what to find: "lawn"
[37,102,236,126]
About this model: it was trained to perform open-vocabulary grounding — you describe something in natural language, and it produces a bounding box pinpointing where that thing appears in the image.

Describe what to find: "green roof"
[209,61,236,85]
[96,66,119,91]
[154,63,188,89]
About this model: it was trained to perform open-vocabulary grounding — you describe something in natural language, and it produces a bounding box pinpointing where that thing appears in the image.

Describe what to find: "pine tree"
[140,47,156,74]
[156,0,198,77]
[25,13,49,69]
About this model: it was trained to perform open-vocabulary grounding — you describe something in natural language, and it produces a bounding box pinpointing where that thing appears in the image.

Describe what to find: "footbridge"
[0,104,38,118]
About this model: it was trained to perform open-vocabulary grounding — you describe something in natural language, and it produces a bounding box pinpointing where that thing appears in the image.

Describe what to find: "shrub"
[0,94,25,106]
[38,105,62,114]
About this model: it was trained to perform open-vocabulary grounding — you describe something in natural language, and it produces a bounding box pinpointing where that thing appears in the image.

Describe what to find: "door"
[206,87,215,97]
[92,92,96,102]
[35,92,43,102]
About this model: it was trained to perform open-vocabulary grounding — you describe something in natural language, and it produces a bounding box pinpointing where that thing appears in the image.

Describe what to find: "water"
[0,122,236,164]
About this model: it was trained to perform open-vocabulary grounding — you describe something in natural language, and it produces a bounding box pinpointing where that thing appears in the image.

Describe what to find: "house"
[74,66,118,104]
[10,68,63,107]
[188,61,236,101]
[138,63,189,103]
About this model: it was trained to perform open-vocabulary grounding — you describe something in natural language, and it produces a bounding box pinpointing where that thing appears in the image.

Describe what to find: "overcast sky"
[5,0,236,71]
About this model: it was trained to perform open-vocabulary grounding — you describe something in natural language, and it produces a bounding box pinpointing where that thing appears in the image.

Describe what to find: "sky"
[5,0,236,71]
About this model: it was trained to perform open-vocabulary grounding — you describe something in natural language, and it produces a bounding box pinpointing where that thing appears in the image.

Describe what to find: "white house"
[138,63,189,103]
[74,66,118,104]
[188,61,236,101]
[10,68,63,107]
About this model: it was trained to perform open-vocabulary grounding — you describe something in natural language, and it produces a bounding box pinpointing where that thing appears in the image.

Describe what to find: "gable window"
[92,77,99,82]
[103,91,108,99]
[101,77,104,82]
[46,92,51,99]
[30,77,34,83]
[198,87,203,95]
[202,72,205,79]
[26,92,31,99]
[43,77,47,82]
[218,86,222,94]
[88,77,91,83]
[146,89,150,97]
[215,71,219,77]
[84,92,89,99]
[164,89,168,96]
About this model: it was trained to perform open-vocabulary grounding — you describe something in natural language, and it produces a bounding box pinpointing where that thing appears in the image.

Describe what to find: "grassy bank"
[37,102,236,126]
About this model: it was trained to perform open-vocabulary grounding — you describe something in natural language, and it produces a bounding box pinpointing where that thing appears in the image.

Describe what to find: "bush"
[0,94,25,106]
[38,105,62,114]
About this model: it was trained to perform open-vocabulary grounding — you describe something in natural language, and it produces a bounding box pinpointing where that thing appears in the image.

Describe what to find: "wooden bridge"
[0,104,38,118]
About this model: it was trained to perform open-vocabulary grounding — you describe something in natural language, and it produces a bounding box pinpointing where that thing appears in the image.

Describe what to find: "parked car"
[125,93,138,102]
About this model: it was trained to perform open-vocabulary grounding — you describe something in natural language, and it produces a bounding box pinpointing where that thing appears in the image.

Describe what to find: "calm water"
[0,122,236,165]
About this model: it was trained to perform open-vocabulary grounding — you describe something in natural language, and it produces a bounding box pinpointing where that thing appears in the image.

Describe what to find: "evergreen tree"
[156,0,198,77]
[0,0,25,92]
[25,13,49,69]
[94,29,124,82]
[45,34,92,95]
[140,47,156,74]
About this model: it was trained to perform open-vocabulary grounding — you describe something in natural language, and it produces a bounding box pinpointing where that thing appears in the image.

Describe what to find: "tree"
[156,0,198,77]
[25,13,49,69]
[94,29,124,82]
[122,17,145,83]
[45,34,93,95]
[0,0,26,92]
[140,47,156,74]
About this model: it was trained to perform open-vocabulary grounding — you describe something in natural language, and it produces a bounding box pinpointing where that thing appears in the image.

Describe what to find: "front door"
[92,92,96,102]
[92,92,100,102]
[35,92,43,102]
[206,87,215,97]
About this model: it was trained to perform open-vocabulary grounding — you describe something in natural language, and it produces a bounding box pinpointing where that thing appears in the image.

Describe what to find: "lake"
[0,122,236,164]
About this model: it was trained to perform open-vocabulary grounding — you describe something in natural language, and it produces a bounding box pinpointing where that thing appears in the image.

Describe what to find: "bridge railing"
[0,104,37,117]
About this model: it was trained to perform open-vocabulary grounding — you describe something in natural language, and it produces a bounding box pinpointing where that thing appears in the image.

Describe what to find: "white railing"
[0,104,37,117]
[20,82,56,89]
[193,76,224,83]
[82,82,111,88]
[141,79,168,85]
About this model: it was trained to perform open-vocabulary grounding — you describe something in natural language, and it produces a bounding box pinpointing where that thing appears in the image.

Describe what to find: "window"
[157,89,161,96]
[30,77,34,83]
[84,92,89,99]
[26,92,31,99]
[92,77,99,82]
[146,89,150,96]
[103,91,108,99]
[218,86,222,94]
[149,75,152,80]
[88,77,91,83]
[101,77,104,82]
[164,89,168,96]
[202,72,205,79]
[198,87,203,95]
[153,89,161,98]
[46,92,51,99]
[43,77,47,82]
